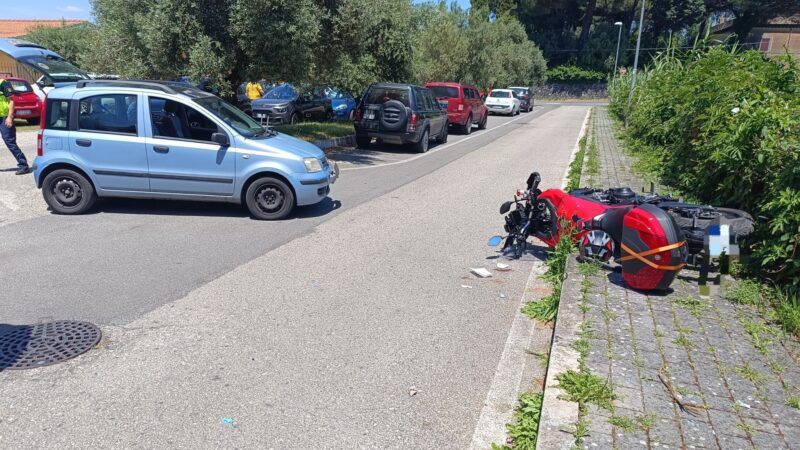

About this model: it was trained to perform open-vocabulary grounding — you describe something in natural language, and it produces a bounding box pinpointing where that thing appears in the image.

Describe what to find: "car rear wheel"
[461,115,473,135]
[42,169,97,215]
[478,113,487,129]
[245,177,295,220]
[439,124,448,143]
[414,129,430,153]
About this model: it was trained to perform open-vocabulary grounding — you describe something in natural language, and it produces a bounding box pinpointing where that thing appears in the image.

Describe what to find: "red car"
[4,77,42,124]
[424,82,488,135]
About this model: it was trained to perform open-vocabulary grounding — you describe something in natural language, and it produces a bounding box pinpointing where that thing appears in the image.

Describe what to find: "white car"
[485,89,520,116]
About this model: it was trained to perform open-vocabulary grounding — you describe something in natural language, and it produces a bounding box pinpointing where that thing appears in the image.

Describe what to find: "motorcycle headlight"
[335,104,347,111]
[304,157,323,173]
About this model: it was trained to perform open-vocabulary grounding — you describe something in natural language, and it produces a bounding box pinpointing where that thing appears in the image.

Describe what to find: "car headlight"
[274,104,288,113]
[304,157,323,173]
[335,104,347,111]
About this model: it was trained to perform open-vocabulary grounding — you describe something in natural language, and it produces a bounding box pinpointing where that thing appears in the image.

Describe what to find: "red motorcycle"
[489,172,753,291]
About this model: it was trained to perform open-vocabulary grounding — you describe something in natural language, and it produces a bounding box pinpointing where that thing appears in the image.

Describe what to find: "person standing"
[0,78,30,175]
[246,80,264,100]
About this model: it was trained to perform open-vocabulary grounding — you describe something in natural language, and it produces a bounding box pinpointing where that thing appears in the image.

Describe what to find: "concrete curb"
[313,134,355,149]
[535,256,583,450]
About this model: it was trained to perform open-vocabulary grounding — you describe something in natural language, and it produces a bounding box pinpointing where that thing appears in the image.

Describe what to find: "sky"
[5,0,471,20]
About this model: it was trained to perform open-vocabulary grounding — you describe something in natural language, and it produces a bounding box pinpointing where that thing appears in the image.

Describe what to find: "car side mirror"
[211,132,229,147]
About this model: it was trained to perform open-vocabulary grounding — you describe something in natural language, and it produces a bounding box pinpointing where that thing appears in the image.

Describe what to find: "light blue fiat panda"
[33,80,338,220]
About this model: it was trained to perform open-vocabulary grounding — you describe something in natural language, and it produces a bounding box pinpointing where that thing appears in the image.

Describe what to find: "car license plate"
[439,101,448,110]
[366,111,376,120]
[255,113,266,118]
[16,110,31,115]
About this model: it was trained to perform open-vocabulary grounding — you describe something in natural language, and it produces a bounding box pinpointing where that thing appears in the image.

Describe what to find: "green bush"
[611,47,800,300]
[546,65,607,84]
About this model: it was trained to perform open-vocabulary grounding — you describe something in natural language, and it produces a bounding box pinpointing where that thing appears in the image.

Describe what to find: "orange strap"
[619,241,687,271]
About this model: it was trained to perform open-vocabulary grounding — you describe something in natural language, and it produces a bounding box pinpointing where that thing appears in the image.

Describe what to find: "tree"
[412,4,470,83]
[23,22,100,71]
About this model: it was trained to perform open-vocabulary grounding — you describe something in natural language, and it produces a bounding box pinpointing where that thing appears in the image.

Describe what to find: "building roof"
[712,13,800,34]
[0,20,86,38]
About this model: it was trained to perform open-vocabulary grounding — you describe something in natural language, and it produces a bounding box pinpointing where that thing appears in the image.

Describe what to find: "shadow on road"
[327,135,458,168]
[0,323,29,372]
[65,196,343,221]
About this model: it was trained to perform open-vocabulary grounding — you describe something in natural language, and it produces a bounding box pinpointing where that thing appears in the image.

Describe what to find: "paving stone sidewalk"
[561,108,800,449]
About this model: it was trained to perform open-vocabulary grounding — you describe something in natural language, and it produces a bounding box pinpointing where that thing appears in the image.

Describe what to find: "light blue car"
[33,80,338,220]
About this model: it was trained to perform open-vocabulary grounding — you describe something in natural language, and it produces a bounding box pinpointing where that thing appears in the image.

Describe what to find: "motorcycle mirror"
[526,172,541,190]
[499,201,513,214]
[488,236,504,247]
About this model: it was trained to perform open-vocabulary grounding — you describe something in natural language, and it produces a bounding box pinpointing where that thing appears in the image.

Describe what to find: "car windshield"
[510,88,527,95]
[8,80,32,93]
[429,86,459,99]
[263,84,297,100]
[364,87,410,106]
[489,91,510,98]
[194,97,268,138]
[19,54,90,83]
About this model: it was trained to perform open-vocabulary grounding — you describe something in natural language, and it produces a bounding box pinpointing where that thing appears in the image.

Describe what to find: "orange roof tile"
[0,20,87,38]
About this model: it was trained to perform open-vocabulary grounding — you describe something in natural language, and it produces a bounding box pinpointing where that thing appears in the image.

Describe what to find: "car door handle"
[153,145,170,153]
[76,139,92,147]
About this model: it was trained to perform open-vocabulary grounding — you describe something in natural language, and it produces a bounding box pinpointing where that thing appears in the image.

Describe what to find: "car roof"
[47,79,215,100]
[424,82,477,89]
[370,82,423,90]
[508,86,529,90]
[491,88,513,92]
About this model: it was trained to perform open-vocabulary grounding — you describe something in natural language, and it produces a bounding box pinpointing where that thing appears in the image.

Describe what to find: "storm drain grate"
[0,321,101,370]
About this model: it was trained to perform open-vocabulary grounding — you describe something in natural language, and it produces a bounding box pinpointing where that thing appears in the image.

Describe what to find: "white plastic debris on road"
[470,267,493,278]
[496,262,511,271]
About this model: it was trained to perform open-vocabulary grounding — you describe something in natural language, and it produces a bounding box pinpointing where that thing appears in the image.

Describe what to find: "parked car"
[325,87,357,121]
[2,76,42,124]
[33,80,338,220]
[508,86,534,112]
[424,82,487,135]
[0,38,90,100]
[485,89,520,116]
[250,83,333,125]
[353,82,448,153]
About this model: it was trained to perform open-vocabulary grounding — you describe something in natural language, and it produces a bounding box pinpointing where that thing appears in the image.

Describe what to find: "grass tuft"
[274,121,354,142]
[556,370,617,411]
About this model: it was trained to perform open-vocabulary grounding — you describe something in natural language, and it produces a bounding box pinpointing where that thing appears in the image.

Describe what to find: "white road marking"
[340,107,544,172]
[468,107,592,449]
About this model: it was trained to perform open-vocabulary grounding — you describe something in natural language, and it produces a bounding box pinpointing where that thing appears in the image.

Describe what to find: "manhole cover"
[0,321,101,370]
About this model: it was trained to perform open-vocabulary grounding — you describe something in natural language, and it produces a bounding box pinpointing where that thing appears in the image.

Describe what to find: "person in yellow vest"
[0,78,30,175]
[246,80,264,100]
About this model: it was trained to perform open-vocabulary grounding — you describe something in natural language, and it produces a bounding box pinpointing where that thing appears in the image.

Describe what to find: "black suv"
[353,83,448,153]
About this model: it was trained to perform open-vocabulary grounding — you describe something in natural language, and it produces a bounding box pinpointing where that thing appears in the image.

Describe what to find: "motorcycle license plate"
[17,110,31,115]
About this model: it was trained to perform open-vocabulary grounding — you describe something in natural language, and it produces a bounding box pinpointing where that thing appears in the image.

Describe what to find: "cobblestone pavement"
[576,108,800,449]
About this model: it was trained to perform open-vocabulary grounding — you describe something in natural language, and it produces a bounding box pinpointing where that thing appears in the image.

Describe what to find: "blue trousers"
[0,118,28,169]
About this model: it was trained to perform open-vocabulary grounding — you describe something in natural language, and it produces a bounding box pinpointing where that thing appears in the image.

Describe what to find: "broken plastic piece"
[470,267,493,278]
[496,263,511,271]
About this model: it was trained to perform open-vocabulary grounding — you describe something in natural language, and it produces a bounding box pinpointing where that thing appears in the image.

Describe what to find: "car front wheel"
[245,177,295,220]
[42,169,97,215]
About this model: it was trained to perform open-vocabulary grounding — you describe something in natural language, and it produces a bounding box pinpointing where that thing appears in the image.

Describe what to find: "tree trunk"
[578,0,597,50]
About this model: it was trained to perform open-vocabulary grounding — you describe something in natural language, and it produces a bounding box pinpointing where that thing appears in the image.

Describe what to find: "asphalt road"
[1,106,555,326]
[0,104,590,448]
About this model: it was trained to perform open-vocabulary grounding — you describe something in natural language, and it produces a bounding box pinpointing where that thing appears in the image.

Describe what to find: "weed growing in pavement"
[585,121,600,186]
[726,280,765,307]
[636,413,658,431]
[672,296,707,317]
[522,220,575,323]
[787,396,800,409]
[578,260,601,277]
[736,421,756,435]
[565,131,589,191]
[676,386,691,396]
[529,351,550,369]
[673,335,695,350]
[740,318,781,355]
[556,370,617,410]
[609,415,637,432]
[735,363,765,385]
[572,418,590,447]
[492,392,544,450]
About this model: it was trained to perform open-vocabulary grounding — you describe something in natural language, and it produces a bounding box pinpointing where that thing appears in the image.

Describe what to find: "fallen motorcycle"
[489,172,754,291]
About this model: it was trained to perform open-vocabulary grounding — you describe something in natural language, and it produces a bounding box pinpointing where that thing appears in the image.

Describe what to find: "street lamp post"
[612,22,623,83]
[626,0,646,122]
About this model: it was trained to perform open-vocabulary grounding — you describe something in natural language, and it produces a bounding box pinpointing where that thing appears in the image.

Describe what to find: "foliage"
[547,65,606,84]
[23,22,99,71]
[504,392,544,450]
[411,4,470,85]
[274,122,354,141]
[522,219,576,323]
[555,369,617,410]
[611,46,800,302]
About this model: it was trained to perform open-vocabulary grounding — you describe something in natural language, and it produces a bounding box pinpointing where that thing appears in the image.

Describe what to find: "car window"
[489,91,511,98]
[149,97,219,142]
[44,98,69,130]
[263,84,297,100]
[413,88,429,111]
[78,94,137,135]
[194,96,265,138]
[364,87,410,107]
[8,80,32,93]
[425,90,439,111]
[429,86,459,99]
[465,88,474,99]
